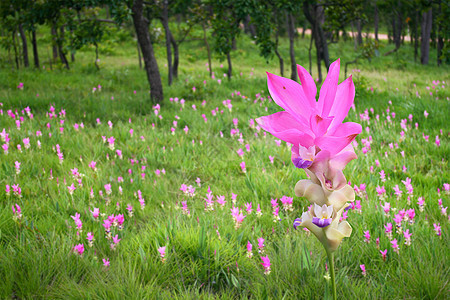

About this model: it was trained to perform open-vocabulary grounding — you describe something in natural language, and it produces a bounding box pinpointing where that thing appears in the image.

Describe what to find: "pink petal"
[310,114,333,137]
[315,122,361,156]
[266,72,311,126]
[328,75,355,134]
[317,59,340,117]
[297,64,317,107]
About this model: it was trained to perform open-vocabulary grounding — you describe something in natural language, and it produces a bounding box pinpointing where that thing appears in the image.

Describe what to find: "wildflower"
[256,59,361,171]
[258,237,265,253]
[403,229,412,246]
[360,264,366,276]
[87,232,95,247]
[216,195,226,208]
[391,239,400,254]
[261,256,271,275]
[158,246,166,263]
[103,258,110,267]
[385,223,393,240]
[380,249,387,261]
[110,234,121,250]
[247,241,253,258]
[72,244,84,256]
[433,223,441,237]
[381,202,390,216]
[12,204,22,221]
[417,197,425,212]
[231,207,245,229]
[245,202,253,214]
[14,161,21,175]
[363,230,370,243]
[280,195,293,211]
[240,161,246,173]
[126,204,133,217]
[256,204,262,217]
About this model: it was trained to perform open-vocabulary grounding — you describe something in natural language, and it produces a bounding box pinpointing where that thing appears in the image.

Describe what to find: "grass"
[0,27,449,299]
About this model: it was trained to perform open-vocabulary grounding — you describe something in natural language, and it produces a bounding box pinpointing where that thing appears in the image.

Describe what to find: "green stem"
[326,250,337,300]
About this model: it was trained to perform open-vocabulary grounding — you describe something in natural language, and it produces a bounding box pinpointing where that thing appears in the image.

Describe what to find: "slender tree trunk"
[309,28,314,75]
[287,12,297,81]
[12,31,19,69]
[58,26,69,69]
[356,20,363,45]
[414,10,419,62]
[226,50,232,79]
[51,25,58,61]
[131,0,163,103]
[31,28,39,68]
[18,24,29,67]
[169,31,179,78]
[161,0,173,86]
[94,42,100,70]
[232,37,237,50]
[274,26,284,77]
[374,1,379,41]
[202,23,212,78]
[420,8,432,65]
[316,6,330,69]
[437,0,443,66]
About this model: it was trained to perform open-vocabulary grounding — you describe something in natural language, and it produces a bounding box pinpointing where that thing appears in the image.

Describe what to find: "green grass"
[0,28,449,299]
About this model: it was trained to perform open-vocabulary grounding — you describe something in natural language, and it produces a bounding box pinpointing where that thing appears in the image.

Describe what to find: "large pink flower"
[256,59,361,171]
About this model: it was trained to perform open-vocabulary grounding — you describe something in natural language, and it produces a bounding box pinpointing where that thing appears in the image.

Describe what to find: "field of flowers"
[0,37,449,298]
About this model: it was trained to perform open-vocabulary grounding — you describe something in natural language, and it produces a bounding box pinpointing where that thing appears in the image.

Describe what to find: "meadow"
[0,30,449,299]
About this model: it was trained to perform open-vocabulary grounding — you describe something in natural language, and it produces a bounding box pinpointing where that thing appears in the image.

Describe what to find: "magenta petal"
[317,59,340,117]
[329,146,357,170]
[297,64,317,107]
[332,122,362,137]
[310,114,334,137]
[257,112,314,146]
[315,128,359,156]
[266,72,311,126]
[328,75,355,134]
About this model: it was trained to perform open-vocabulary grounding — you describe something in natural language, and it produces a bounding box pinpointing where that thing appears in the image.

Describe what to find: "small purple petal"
[293,218,302,230]
[292,158,313,169]
[312,217,332,228]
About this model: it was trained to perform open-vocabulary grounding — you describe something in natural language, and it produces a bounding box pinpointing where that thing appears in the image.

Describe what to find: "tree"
[420,7,432,64]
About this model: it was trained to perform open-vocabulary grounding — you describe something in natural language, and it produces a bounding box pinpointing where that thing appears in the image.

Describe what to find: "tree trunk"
[131,0,163,103]
[51,25,58,61]
[58,26,69,69]
[169,31,179,78]
[18,24,29,67]
[161,0,173,86]
[414,9,419,62]
[437,0,443,66]
[12,30,19,69]
[226,50,232,79]
[356,20,363,45]
[420,8,432,65]
[202,23,213,78]
[374,1,379,41]
[287,12,297,81]
[137,40,142,69]
[31,28,39,68]
[274,26,284,77]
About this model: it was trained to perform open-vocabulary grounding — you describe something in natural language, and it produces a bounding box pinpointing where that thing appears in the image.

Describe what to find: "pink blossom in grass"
[240,161,246,173]
[236,148,244,158]
[90,208,100,219]
[72,244,84,256]
[379,170,386,182]
[87,232,94,247]
[417,197,425,212]
[406,209,415,223]
[14,161,20,175]
[256,204,262,217]
[376,238,380,249]
[380,249,387,261]
[270,198,278,210]
[441,207,448,217]
[261,256,271,275]
[256,59,361,171]
[103,258,110,267]
[158,246,166,262]
[89,161,97,171]
[110,234,121,250]
[385,223,393,240]
[280,195,293,211]
[245,202,253,214]
[363,230,370,243]
[12,204,22,220]
[269,155,274,164]
[216,195,226,208]
[360,264,366,276]
[247,241,253,258]
[391,239,400,254]
[433,223,441,237]
[126,204,133,217]
[5,184,10,196]
[435,136,440,147]
[403,229,412,246]
[393,185,402,199]
[258,237,265,252]
[381,202,390,215]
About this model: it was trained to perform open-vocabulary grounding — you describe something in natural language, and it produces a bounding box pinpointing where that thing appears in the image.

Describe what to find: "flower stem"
[326,250,337,300]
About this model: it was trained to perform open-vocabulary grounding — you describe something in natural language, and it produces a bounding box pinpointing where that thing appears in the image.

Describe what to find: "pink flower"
[240,161,246,173]
[158,246,166,262]
[73,244,84,256]
[360,264,366,276]
[380,249,387,261]
[433,223,441,236]
[391,239,400,254]
[260,256,271,275]
[90,207,100,219]
[363,230,370,243]
[246,241,253,258]
[103,258,110,267]
[256,59,361,173]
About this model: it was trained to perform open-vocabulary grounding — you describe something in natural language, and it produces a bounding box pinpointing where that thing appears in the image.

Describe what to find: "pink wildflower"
[261,256,271,275]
